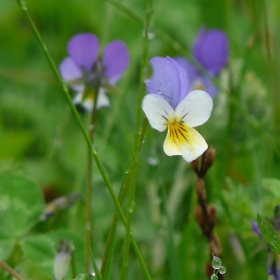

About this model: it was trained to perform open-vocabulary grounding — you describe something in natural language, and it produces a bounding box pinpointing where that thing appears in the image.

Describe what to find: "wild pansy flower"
[59,33,129,112]
[175,28,228,97]
[142,57,213,163]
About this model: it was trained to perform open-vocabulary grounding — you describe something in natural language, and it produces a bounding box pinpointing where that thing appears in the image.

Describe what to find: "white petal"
[83,99,94,112]
[175,90,213,127]
[180,128,208,162]
[163,123,208,162]
[72,88,110,113]
[72,92,83,105]
[96,88,110,109]
[142,94,174,132]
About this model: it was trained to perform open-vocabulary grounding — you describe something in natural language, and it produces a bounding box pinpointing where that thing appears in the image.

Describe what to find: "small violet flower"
[142,57,213,163]
[175,28,229,97]
[251,221,261,236]
[59,33,129,112]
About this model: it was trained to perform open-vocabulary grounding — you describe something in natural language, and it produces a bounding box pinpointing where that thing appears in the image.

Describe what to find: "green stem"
[70,249,77,278]
[85,76,101,273]
[162,187,181,280]
[119,0,152,278]
[15,1,151,278]
[0,259,25,280]
[105,0,143,24]
[101,119,148,279]
[88,239,103,280]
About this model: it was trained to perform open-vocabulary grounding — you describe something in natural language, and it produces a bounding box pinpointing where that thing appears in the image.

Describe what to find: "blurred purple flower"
[252,221,261,236]
[59,33,129,111]
[142,56,213,162]
[175,28,228,97]
[268,261,280,280]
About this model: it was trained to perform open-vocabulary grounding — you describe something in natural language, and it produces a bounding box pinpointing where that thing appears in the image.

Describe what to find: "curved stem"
[0,259,25,280]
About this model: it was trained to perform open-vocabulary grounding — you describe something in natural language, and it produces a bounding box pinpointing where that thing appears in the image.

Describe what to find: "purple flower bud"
[252,221,261,236]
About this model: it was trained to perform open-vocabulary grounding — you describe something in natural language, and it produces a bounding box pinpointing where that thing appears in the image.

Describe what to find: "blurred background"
[1,0,280,279]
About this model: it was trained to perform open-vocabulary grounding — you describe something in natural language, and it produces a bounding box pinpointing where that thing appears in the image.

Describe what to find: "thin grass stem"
[101,118,148,279]
[119,0,153,278]
[0,259,25,280]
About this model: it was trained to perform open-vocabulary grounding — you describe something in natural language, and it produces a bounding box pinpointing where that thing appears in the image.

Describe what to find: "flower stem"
[0,259,25,280]
[100,118,148,279]
[119,0,152,278]
[85,77,101,273]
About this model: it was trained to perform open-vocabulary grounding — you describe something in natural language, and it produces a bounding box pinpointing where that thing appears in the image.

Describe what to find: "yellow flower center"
[167,120,189,144]
[193,79,205,91]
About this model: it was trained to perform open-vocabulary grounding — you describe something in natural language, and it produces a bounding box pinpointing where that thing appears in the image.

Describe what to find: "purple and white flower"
[59,33,129,111]
[175,28,228,97]
[142,57,213,162]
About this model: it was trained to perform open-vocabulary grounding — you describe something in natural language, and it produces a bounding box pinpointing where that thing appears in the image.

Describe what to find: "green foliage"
[74,274,95,280]
[0,173,44,259]
[22,235,56,278]
[257,214,280,254]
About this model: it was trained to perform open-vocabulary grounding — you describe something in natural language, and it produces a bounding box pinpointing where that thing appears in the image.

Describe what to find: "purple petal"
[146,57,181,108]
[175,56,217,97]
[267,262,279,279]
[59,57,84,92]
[200,74,218,97]
[171,58,190,103]
[192,29,229,75]
[67,33,99,72]
[175,56,199,84]
[103,40,129,85]
[251,221,261,236]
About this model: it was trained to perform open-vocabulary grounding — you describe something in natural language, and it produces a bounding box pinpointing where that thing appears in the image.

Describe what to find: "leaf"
[0,173,44,259]
[21,230,84,280]
[0,229,15,260]
[262,178,280,197]
[0,173,44,236]
[21,235,56,278]
[257,214,280,254]
[74,274,95,280]
[0,131,35,159]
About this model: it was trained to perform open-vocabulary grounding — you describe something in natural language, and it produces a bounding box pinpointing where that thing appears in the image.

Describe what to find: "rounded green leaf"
[21,235,56,278]
[0,173,44,236]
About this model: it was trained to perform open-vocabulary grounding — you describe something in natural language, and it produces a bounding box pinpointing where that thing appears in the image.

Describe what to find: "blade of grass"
[161,187,181,280]
[104,0,143,24]
[88,243,103,280]
[0,259,25,280]
[101,118,148,280]
[119,0,152,278]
